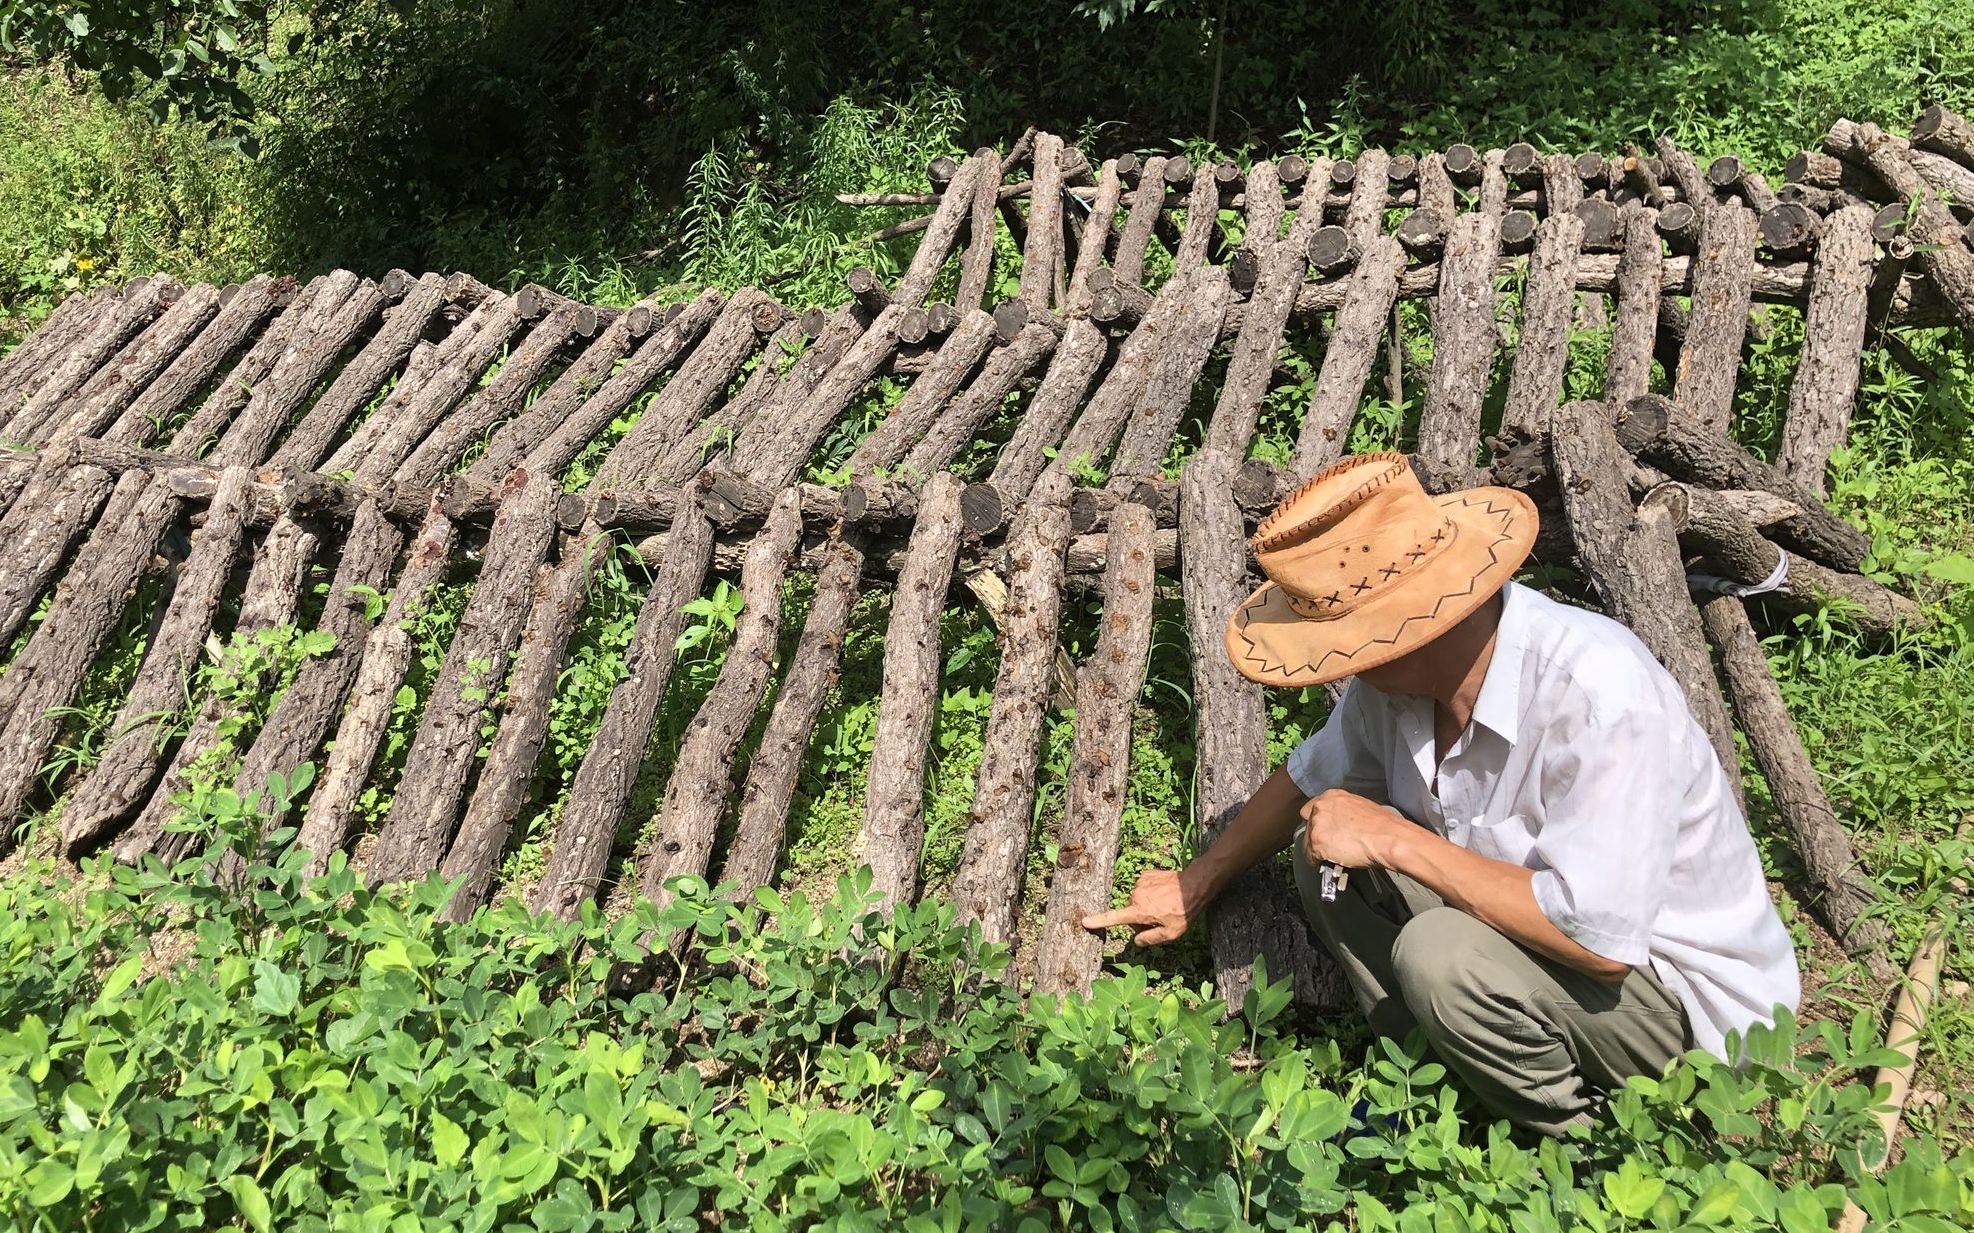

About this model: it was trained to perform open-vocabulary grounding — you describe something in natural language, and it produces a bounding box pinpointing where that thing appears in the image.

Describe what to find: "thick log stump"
[1031,500,1157,995]
[530,505,716,920]
[1180,449,1343,1010]
[1548,400,1743,799]
[949,474,1075,945]
[857,472,968,911]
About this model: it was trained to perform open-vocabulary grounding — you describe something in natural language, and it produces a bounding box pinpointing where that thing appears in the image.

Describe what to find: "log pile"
[2,104,1960,1007]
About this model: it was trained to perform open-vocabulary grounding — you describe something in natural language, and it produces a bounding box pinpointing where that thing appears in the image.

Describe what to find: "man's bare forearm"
[1180,765,1307,902]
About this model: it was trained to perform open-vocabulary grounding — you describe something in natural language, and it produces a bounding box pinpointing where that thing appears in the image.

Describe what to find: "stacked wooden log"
[2,106,1959,1012]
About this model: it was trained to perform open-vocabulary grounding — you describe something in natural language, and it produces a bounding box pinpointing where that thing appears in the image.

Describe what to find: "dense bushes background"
[6,0,1974,321]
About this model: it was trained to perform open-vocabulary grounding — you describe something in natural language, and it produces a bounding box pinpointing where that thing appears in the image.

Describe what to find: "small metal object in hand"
[1296,823,1349,902]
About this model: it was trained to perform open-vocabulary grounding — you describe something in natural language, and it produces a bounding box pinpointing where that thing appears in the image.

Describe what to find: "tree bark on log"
[1548,400,1743,797]
[1105,267,1232,487]
[898,152,992,309]
[269,273,450,471]
[1046,269,1203,479]
[652,317,806,485]
[1777,205,1875,493]
[435,536,592,921]
[0,288,115,409]
[292,506,458,875]
[1021,133,1067,310]
[0,452,117,648]
[1341,148,1390,249]
[986,319,1109,499]
[45,285,221,444]
[1180,448,1343,1010]
[1841,122,1974,339]
[736,303,906,488]
[594,290,776,490]
[1615,393,1872,570]
[846,309,998,477]
[957,148,1003,312]
[229,498,404,843]
[0,472,178,832]
[1064,159,1123,315]
[518,289,725,479]
[1243,161,1285,247]
[164,274,332,457]
[6,278,174,443]
[57,466,254,853]
[948,474,1074,945]
[718,533,867,896]
[1031,499,1157,995]
[1112,156,1169,287]
[1693,588,1894,977]
[1292,236,1406,479]
[529,505,715,920]
[1173,165,1222,273]
[856,471,967,911]
[1500,214,1587,439]
[1673,202,1758,433]
[638,489,804,906]
[901,323,1059,480]
[1416,211,1506,489]
[1202,164,1329,458]
[1604,204,1663,406]
[1913,102,1974,167]
[394,303,584,487]
[216,276,386,467]
[467,300,648,481]
[101,275,289,446]
[365,471,560,885]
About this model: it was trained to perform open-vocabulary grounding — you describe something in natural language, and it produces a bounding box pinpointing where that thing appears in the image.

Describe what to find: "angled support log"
[846,309,999,477]
[718,533,868,896]
[366,470,560,885]
[1049,267,1210,481]
[899,323,1059,480]
[1112,156,1169,287]
[394,302,585,488]
[594,289,780,489]
[530,505,716,920]
[1689,579,1894,978]
[1500,213,1587,440]
[949,474,1075,944]
[1173,163,1222,273]
[291,505,458,875]
[1065,159,1123,315]
[652,316,807,485]
[1841,122,1974,339]
[518,289,725,479]
[1615,393,1872,570]
[957,148,1003,312]
[856,471,968,911]
[1604,204,1663,406]
[736,303,907,489]
[270,273,451,471]
[1181,448,1344,1010]
[898,152,993,308]
[1341,149,1390,249]
[1776,205,1875,492]
[1673,202,1758,433]
[1021,133,1068,310]
[0,288,117,410]
[1241,160,1285,248]
[467,300,650,481]
[1105,266,1232,488]
[44,285,222,444]
[216,276,386,467]
[987,319,1109,502]
[6,278,175,443]
[1292,235,1406,479]
[1031,499,1157,995]
[638,489,804,906]
[0,451,118,647]
[1415,211,1505,490]
[58,466,255,852]
[165,274,334,456]
[1549,400,1743,798]
[102,275,290,447]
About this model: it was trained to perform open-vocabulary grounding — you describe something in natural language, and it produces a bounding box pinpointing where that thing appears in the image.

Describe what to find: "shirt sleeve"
[1527,699,1680,966]
[1284,681,1389,802]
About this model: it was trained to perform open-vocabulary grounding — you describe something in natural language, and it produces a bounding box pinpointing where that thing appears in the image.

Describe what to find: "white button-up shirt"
[1285,580,1800,1058]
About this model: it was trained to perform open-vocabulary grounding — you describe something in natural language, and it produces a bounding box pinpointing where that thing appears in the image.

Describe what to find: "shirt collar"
[1468,581,1527,745]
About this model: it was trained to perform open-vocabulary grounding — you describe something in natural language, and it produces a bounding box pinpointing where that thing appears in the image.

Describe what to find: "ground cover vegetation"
[0,0,1972,1228]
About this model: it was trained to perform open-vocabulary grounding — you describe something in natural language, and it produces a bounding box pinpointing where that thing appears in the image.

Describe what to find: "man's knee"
[1390,906,1501,1022]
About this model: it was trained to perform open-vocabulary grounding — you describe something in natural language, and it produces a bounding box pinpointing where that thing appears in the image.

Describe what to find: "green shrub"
[0,774,1968,1231]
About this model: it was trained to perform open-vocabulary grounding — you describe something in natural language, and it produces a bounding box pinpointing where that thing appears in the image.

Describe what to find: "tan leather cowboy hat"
[1224,452,1537,687]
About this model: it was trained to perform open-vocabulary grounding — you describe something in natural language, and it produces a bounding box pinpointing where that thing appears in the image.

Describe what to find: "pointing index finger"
[1082,906,1154,931]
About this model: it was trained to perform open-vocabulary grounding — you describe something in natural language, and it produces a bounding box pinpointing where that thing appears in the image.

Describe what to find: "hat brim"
[1223,486,1538,687]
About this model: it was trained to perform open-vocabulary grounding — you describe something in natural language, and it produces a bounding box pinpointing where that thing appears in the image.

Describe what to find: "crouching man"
[1084,452,1799,1135]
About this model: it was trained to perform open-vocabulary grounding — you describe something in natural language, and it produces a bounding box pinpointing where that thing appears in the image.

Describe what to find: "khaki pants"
[1292,840,1692,1136]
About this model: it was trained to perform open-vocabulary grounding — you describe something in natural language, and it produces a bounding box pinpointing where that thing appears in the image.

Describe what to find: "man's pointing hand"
[1081,868,1196,946]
